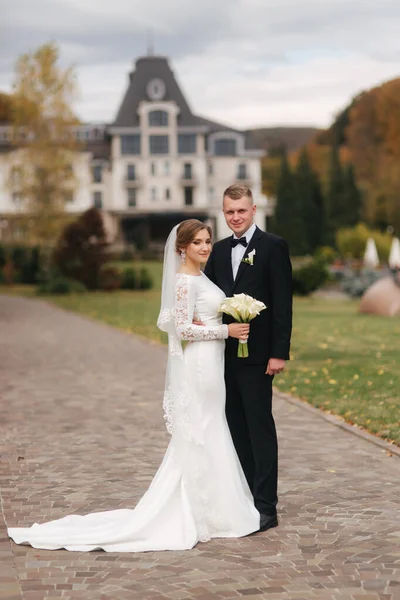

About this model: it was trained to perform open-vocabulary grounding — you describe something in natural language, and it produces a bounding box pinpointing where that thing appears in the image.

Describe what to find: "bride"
[8,219,260,552]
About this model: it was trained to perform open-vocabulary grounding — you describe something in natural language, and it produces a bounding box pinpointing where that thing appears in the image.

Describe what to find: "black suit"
[204,226,292,515]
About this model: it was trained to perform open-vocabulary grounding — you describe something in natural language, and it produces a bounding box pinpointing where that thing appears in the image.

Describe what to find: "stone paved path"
[1,295,399,600]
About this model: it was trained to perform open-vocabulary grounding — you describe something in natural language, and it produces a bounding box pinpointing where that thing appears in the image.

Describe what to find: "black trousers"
[225,360,278,516]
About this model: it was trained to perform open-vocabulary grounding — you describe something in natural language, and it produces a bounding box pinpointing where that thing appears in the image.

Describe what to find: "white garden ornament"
[388,237,400,269]
[363,237,379,268]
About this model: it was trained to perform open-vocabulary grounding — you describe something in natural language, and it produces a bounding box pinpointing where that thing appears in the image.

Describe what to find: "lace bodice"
[175,273,228,342]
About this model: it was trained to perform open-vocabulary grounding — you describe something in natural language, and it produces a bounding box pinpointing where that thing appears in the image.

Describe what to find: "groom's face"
[223,195,256,238]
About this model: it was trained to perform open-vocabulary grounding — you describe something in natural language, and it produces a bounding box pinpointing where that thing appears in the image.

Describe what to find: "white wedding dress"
[8,272,259,552]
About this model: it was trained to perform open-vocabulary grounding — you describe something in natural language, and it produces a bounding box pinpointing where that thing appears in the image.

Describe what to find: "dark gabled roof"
[195,116,260,150]
[113,56,199,127]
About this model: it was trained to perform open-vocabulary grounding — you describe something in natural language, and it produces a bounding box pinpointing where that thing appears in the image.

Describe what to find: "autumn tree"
[0,92,13,123]
[10,42,79,247]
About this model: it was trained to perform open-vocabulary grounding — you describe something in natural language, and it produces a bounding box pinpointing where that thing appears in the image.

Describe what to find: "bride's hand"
[228,323,250,340]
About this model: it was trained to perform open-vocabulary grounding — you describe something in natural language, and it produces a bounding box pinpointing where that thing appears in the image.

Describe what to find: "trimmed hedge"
[292,260,330,296]
[38,277,87,295]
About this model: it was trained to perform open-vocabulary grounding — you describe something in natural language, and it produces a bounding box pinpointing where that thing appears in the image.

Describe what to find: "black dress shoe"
[259,513,278,532]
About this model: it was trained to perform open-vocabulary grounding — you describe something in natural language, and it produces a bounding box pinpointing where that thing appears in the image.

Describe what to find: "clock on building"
[146,78,166,101]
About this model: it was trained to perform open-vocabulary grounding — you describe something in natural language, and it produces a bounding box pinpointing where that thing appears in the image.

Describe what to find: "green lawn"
[110,260,163,290]
[276,297,400,445]
[1,281,399,445]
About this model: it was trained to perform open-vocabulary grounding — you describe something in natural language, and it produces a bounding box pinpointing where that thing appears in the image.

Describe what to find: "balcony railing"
[124,177,142,187]
[180,174,197,185]
[236,174,252,185]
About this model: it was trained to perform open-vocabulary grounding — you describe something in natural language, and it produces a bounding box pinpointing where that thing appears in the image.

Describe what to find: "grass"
[110,260,163,290]
[1,274,399,445]
[277,297,400,445]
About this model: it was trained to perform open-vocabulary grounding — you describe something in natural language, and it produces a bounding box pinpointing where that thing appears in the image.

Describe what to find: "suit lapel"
[233,226,263,290]
[219,237,234,293]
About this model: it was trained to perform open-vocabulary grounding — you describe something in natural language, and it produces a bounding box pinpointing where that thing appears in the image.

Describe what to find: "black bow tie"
[230,237,248,248]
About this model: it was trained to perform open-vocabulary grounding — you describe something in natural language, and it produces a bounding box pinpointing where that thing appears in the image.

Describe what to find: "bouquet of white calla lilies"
[219,293,267,358]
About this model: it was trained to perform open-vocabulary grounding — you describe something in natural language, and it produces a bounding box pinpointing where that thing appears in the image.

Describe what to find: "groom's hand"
[193,319,205,326]
[266,358,286,376]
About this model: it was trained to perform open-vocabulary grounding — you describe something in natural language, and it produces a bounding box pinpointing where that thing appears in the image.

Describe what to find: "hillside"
[246,126,320,153]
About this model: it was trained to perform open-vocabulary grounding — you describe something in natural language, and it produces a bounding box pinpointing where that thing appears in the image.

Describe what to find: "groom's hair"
[223,184,253,204]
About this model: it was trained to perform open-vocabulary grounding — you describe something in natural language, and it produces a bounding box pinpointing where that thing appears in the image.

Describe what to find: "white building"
[0,55,271,245]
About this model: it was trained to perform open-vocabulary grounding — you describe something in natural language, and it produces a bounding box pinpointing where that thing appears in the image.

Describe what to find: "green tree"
[273,150,308,255]
[326,136,346,243]
[295,148,326,252]
[342,164,363,227]
[9,42,79,247]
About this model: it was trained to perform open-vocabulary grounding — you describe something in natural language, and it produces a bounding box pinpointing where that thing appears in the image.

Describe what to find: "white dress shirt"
[231,223,257,280]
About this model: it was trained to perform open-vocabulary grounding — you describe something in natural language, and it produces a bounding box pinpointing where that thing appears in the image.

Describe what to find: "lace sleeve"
[175,274,228,341]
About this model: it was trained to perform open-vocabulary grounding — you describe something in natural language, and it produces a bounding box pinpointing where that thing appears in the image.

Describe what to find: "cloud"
[2,0,400,127]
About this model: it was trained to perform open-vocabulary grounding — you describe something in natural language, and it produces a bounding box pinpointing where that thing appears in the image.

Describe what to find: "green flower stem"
[238,340,249,358]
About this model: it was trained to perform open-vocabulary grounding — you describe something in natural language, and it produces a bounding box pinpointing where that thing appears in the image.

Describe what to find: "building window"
[183,163,192,179]
[164,160,170,176]
[214,138,237,156]
[184,187,193,206]
[165,188,170,200]
[10,166,22,187]
[151,187,157,201]
[237,163,247,179]
[127,188,137,207]
[121,134,141,155]
[151,162,156,176]
[149,135,169,155]
[208,162,213,176]
[178,134,196,154]
[92,165,102,183]
[209,186,214,199]
[93,191,102,209]
[12,193,23,207]
[127,164,136,181]
[148,110,169,127]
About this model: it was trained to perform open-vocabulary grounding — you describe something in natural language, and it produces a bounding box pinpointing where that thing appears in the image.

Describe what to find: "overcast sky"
[2,0,400,129]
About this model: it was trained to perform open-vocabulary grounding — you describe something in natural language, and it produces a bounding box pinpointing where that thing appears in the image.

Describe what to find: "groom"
[204,184,292,532]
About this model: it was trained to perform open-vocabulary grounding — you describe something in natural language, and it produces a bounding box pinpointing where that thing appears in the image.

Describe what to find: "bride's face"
[185,228,212,266]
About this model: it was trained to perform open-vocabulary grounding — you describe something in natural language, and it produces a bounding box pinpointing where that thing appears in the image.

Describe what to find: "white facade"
[0,56,272,244]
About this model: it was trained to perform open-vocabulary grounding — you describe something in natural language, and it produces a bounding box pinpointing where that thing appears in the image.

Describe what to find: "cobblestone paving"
[1,295,399,600]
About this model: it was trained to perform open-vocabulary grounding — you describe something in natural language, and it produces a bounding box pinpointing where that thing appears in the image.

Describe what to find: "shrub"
[2,259,16,284]
[292,260,330,296]
[19,246,41,284]
[0,245,6,270]
[119,247,135,261]
[121,267,137,290]
[336,223,392,262]
[99,266,121,291]
[37,277,87,295]
[314,246,337,264]
[340,268,384,298]
[138,267,153,290]
[54,207,109,290]
[11,246,29,272]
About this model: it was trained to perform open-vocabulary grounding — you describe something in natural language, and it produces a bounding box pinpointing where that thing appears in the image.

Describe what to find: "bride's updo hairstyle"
[175,219,212,254]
